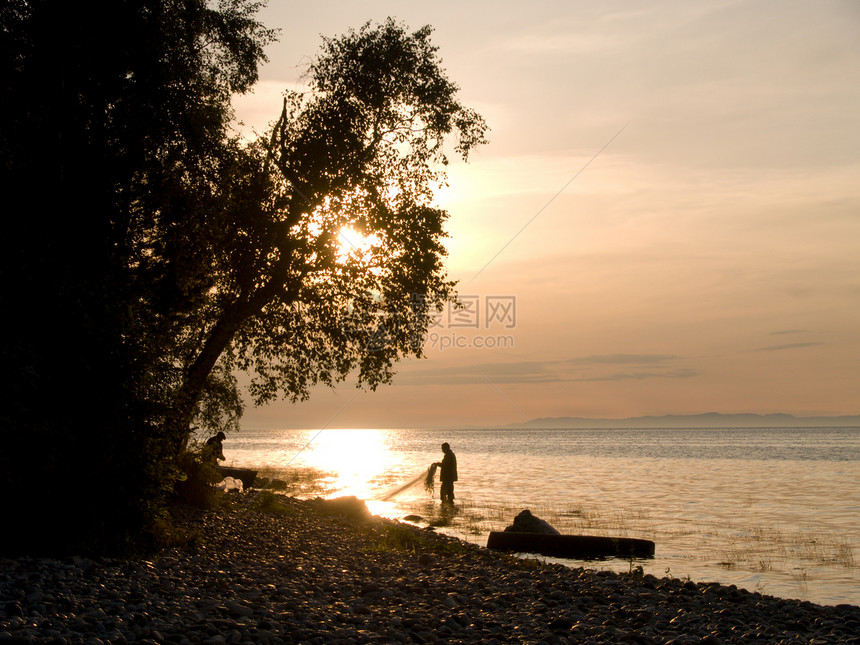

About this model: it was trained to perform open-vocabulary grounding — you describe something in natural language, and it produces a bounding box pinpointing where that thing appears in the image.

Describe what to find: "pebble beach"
[2,493,859,645]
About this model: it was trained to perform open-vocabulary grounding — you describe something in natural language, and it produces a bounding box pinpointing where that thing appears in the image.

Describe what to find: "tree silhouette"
[1,0,274,553]
[0,4,485,554]
[170,19,488,438]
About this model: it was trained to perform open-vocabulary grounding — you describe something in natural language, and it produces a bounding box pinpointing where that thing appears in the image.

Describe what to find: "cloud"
[397,354,696,386]
[575,369,699,382]
[753,342,824,353]
[568,354,679,365]
[504,31,621,56]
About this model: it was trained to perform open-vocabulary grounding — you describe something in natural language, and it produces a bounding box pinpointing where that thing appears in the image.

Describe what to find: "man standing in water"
[435,442,458,504]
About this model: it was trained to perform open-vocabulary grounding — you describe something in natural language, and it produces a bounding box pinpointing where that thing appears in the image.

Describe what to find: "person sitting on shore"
[203,431,226,468]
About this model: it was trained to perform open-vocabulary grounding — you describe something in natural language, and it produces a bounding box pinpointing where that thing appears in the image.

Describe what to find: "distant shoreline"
[238,416,860,431]
[504,412,860,430]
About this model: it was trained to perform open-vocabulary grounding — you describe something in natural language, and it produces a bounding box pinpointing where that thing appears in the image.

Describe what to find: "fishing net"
[424,462,437,492]
[375,464,437,501]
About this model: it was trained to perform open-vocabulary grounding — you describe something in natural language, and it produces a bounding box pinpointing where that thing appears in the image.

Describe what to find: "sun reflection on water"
[224,427,859,605]
[297,429,391,500]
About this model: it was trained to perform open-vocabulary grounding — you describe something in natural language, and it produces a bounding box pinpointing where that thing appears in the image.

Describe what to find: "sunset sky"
[232,0,860,429]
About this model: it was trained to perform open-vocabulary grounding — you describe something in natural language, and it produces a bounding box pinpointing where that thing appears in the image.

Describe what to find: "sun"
[336,226,380,262]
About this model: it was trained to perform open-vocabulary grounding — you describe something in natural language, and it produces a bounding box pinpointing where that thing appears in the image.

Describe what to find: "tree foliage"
[178,19,488,418]
[0,0,276,554]
[0,4,486,554]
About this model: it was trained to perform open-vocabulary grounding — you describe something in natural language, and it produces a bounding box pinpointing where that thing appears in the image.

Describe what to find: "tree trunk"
[166,304,246,453]
[167,243,298,452]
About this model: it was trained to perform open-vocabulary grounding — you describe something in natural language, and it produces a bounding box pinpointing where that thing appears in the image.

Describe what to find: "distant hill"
[505,413,860,429]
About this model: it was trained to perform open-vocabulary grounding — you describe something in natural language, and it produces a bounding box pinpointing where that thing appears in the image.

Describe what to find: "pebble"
[0,494,859,644]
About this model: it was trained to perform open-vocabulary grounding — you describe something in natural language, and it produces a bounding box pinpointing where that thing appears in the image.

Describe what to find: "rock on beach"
[1,493,859,644]
[503,509,561,535]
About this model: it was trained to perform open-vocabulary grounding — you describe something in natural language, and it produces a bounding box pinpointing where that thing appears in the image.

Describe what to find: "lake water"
[215,426,860,607]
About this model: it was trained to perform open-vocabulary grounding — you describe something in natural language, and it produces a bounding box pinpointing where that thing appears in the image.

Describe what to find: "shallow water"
[218,426,860,607]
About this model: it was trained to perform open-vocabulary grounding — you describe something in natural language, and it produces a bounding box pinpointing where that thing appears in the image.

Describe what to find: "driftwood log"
[487,531,655,559]
[214,466,258,489]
